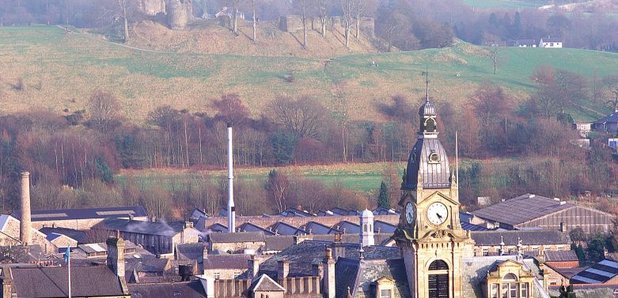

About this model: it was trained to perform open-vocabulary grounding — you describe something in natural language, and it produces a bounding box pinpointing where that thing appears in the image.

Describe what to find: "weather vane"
[421,67,430,101]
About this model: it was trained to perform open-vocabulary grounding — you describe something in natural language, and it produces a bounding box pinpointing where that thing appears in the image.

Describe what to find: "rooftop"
[18,206,147,222]
[471,230,570,246]
[10,265,126,297]
[472,193,574,226]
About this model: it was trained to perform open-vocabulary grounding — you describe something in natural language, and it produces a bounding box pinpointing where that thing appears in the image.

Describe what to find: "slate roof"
[403,137,451,190]
[280,208,315,217]
[333,221,360,234]
[302,221,333,234]
[269,222,307,236]
[372,207,398,215]
[248,274,286,292]
[545,250,579,262]
[264,235,296,252]
[98,219,187,236]
[258,240,401,278]
[39,227,88,243]
[471,230,570,246]
[203,254,250,270]
[572,259,618,284]
[208,223,228,233]
[337,258,411,297]
[472,193,574,226]
[208,231,266,243]
[129,280,206,298]
[238,222,275,235]
[20,206,147,221]
[461,221,489,231]
[176,243,206,261]
[10,265,126,297]
[594,111,618,125]
[374,220,397,234]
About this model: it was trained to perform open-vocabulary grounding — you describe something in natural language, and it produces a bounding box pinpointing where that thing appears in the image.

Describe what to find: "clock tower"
[394,98,474,298]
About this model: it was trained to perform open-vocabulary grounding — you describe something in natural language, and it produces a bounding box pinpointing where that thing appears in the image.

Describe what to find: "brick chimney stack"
[19,172,32,245]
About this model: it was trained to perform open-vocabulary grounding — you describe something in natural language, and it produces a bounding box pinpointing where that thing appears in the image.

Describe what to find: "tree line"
[0,66,616,217]
[1,0,616,51]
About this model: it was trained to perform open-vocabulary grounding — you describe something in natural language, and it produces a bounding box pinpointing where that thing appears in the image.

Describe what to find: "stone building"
[472,194,615,234]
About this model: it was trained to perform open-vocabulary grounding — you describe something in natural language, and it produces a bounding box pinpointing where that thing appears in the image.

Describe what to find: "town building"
[472,193,615,234]
[23,206,148,230]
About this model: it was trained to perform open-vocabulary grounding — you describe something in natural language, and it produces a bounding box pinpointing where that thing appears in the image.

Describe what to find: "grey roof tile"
[129,280,206,298]
[21,206,147,221]
[472,194,573,226]
[471,230,570,246]
[11,265,125,297]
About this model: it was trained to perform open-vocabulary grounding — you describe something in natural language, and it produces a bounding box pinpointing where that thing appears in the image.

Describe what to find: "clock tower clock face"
[405,202,415,224]
[427,202,448,225]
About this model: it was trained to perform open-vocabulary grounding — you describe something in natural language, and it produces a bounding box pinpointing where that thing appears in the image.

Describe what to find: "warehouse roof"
[472,194,573,226]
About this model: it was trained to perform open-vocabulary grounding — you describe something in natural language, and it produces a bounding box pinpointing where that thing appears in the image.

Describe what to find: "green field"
[116,163,406,194]
[462,0,545,9]
[0,25,616,123]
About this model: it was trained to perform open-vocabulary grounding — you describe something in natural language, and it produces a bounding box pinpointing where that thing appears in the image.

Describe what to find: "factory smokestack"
[227,125,236,233]
[20,171,32,245]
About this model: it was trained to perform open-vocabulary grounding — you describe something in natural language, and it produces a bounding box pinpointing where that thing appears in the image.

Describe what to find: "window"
[509,283,518,298]
[380,289,392,298]
[501,283,508,298]
[213,272,220,280]
[521,283,529,298]
[490,283,499,298]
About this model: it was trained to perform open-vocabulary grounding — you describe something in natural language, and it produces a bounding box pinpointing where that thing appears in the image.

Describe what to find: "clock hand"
[436,213,442,219]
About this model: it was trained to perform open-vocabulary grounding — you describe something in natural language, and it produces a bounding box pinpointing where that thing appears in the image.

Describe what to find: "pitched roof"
[594,111,618,125]
[338,258,410,297]
[129,280,206,298]
[238,222,275,235]
[572,259,618,284]
[20,206,147,221]
[545,250,579,262]
[269,222,307,236]
[471,230,570,246]
[302,221,332,234]
[98,219,188,236]
[248,274,286,292]
[203,254,250,270]
[472,193,574,226]
[39,227,88,243]
[10,265,126,297]
[208,231,266,243]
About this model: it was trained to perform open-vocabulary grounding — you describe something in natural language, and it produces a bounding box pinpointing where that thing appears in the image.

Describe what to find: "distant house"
[511,39,537,47]
[93,219,201,255]
[573,122,592,137]
[593,111,618,135]
[539,37,563,48]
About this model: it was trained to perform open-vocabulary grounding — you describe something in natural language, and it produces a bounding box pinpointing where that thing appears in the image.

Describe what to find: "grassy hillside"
[462,0,545,9]
[0,25,616,123]
[116,162,404,194]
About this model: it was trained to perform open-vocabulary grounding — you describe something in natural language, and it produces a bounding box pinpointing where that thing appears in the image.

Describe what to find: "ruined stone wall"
[139,0,166,16]
[279,15,304,32]
[167,0,193,30]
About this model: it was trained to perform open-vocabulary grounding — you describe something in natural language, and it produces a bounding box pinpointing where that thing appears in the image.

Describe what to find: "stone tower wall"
[167,0,193,30]
[139,0,166,16]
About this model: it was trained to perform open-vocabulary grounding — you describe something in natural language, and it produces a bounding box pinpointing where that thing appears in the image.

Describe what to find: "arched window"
[429,260,449,270]
[501,273,519,298]
[428,260,448,298]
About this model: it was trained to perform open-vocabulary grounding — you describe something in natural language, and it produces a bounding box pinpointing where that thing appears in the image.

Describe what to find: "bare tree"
[229,0,240,35]
[251,0,257,42]
[341,0,353,48]
[316,0,329,37]
[267,96,326,139]
[295,0,309,48]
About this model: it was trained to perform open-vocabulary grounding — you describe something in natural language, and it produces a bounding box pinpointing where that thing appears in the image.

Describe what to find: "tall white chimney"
[20,171,32,245]
[227,125,236,233]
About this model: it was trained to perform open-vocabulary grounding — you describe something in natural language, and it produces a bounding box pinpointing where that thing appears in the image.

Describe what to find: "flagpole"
[66,245,71,298]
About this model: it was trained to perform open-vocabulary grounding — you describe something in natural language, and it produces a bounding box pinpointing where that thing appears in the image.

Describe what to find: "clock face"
[405,202,415,224]
[427,202,448,225]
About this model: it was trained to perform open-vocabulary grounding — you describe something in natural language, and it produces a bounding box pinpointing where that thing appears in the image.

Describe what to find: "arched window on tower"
[428,260,449,298]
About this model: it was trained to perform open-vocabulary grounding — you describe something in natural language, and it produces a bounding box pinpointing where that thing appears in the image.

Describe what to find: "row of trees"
[1,66,616,216]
